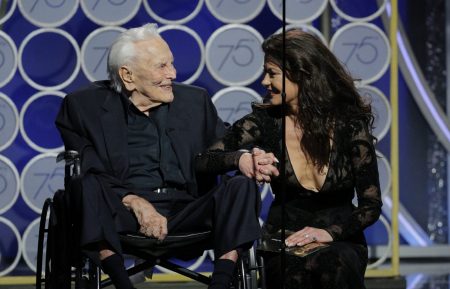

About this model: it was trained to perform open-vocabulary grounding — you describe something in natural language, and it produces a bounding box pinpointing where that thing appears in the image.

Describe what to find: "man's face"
[124,37,177,106]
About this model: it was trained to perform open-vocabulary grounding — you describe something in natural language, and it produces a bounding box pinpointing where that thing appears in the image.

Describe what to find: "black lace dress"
[195,105,382,289]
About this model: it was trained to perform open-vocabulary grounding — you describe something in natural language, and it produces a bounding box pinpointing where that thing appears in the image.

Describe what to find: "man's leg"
[168,175,261,289]
[209,250,238,289]
[99,244,135,289]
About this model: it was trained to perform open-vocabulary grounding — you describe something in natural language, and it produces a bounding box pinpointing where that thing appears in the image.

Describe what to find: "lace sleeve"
[195,112,264,175]
[325,121,383,241]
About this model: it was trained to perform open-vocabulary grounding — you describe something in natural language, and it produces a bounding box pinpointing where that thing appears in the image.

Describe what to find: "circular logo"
[376,150,391,197]
[0,0,18,25]
[205,0,265,24]
[22,218,42,273]
[267,0,328,24]
[212,87,262,124]
[330,23,391,84]
[21,153,64,213]
[81,26,125,82]
[80,0,141,26]
[206,24,264,86]
[0,31,18,88]
[0,217,21,276]
[0,155,20,215]
[20,91,64,153]
[275,24,327,45]
[0,93,19,151]
[18,28,81,91]
[330,0,387,23]
[143,0,204,24]
[358,85,391,141]
[18,0,78,27]
[158,25,204,84]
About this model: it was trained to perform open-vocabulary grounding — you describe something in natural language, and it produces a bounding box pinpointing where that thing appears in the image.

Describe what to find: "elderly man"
[55,23,275,289]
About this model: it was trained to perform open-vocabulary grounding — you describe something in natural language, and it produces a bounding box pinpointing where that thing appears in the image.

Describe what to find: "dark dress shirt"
[121,96,193,216]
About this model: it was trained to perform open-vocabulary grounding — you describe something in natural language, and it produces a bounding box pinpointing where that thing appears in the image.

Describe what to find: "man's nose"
[166,66,176,79]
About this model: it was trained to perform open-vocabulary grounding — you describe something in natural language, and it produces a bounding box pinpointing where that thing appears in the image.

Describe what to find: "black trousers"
[79,175,261,263]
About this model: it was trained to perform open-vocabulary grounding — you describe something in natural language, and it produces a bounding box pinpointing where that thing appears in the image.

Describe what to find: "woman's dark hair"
[261,29,375,170]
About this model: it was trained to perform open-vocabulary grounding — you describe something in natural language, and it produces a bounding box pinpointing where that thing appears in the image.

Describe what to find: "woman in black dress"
[196,29,382,289]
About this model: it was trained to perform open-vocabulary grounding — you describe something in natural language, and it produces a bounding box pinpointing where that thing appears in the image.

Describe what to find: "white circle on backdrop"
[0,216,21,276]
[205,0,265,24]
[330,22,390,84]
[18,0,79,27]
[206,24,264,86]
[275,24,327,45]
[0,93,19,151]
[358,85,391,141]
[143,0,204,25]
[329,0,387,23]
[0,0,17,25]
[22,218,42,273]
[0,31,17,88]
[158,25,205,84]
[80,0,141,26]
[367,214,392,269]
[375,150,391,197]
[0,155,20,215]
[20,153,64,213]
[19,91,65,153]
[156,250,208,273]
[18,28,81,91]
[267,0,328,24]
[81,26,126,82]
[212,87,262,124]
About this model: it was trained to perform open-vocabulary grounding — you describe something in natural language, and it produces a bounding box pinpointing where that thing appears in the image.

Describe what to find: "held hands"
[285,226,333,247]
[122,194,167,240]
[238,147,280,182]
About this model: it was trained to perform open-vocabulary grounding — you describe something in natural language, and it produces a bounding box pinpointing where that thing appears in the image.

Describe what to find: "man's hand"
[122,194,167,240]
[238,147,279,182]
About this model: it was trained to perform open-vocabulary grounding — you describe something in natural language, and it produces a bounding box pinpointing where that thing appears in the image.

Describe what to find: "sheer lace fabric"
[196,105,382,289]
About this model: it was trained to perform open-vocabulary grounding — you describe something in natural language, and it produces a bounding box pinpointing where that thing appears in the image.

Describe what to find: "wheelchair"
[35,151,266,289]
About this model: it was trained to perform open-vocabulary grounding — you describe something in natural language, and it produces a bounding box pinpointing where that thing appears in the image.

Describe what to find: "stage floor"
[2,261,450,289]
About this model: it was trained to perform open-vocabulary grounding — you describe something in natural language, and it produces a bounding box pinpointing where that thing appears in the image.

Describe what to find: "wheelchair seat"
[35,151,265,289]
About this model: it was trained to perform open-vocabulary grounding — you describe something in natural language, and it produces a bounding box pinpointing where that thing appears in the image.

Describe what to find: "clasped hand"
[239,147,280,182]
[122,195,167,240]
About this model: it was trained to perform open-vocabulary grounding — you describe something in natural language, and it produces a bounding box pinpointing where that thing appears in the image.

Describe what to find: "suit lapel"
[100,92,128,179]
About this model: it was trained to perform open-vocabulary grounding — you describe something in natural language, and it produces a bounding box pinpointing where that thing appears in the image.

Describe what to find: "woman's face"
[261,61,299,108]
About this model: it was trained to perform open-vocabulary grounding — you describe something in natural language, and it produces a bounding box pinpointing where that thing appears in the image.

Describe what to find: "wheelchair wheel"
[36,191,73,289]
[235,246,262,289]
[36,198,54,289]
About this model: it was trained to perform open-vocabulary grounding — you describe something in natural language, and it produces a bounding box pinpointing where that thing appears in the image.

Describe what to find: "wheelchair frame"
[35,151,265,289]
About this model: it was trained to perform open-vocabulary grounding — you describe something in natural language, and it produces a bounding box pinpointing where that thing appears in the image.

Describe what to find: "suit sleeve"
[55,95,107,175]
[56,94,132,201]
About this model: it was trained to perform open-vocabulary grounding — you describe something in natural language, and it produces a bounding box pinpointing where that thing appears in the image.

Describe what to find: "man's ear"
[119,66,135,91]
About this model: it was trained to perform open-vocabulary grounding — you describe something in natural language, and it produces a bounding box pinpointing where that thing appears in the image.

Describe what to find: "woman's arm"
[325,121,383,241]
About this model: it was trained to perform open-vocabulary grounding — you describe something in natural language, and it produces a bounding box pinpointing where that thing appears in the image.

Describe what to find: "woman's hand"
[285,226,333,247]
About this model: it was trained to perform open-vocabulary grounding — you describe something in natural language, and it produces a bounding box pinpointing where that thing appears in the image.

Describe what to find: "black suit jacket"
[56,80,225,199]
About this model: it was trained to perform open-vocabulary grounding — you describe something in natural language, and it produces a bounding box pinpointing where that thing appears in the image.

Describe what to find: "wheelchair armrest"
[57,150,81,177]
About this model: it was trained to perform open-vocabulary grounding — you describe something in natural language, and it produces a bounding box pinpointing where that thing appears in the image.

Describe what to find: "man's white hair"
[107,23,160,94]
